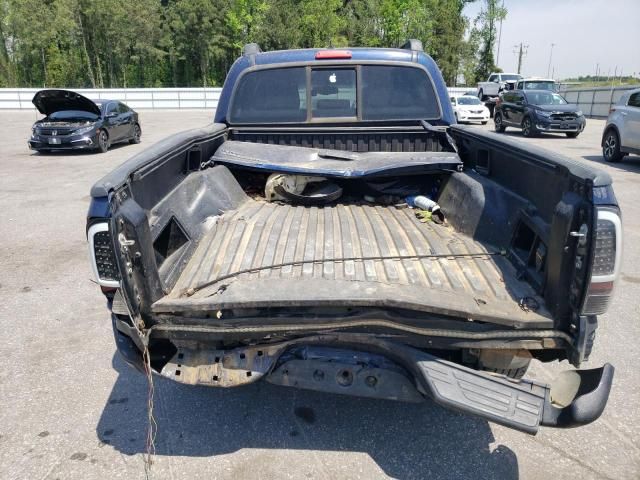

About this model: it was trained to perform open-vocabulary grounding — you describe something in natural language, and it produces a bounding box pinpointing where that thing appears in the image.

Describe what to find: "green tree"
[299,0,346,47]
[0,0,485,88]
[253,0,303,50]
[472,0,506,82]
[458,26,480,86]
[0,0,16,86]
[4,0,70,86]
[168,0,230,86]
[428,0,474,86]
[227,0,269,52]
[378,0,433,48]
[342,0,383,47]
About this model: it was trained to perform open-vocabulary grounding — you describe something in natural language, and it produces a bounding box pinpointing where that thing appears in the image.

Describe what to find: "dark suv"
[494,89,586,138]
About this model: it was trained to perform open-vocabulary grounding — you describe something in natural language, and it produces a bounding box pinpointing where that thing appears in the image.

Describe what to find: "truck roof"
[519,77,555,82]
[214,45,452,124]
[251,47,418,65]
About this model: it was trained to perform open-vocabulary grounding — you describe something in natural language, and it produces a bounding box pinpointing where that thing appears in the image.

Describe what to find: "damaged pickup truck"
[87,41,621,434]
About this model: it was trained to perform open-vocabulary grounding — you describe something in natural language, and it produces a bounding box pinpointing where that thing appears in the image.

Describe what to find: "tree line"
[0,0,505,89]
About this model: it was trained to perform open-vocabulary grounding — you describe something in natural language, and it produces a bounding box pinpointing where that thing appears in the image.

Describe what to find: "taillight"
[88,222,120,288]
[315,50,352,60]
[582,208,622,315]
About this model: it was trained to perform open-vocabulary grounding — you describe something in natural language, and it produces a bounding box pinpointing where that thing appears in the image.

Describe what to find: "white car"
[451,95,490,124]
[602,87,640,162]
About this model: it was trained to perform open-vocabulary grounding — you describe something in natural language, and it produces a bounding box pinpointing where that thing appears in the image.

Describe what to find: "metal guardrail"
[448,87,477,97]
[558,85,639,118]
[0,87,476,110]
[0,88,223,110]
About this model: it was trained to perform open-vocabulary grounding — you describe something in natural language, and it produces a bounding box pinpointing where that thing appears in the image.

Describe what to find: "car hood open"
[32,89,101,117]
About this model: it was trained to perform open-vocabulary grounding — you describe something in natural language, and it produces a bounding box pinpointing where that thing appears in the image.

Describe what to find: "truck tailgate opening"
[152,199,552,328]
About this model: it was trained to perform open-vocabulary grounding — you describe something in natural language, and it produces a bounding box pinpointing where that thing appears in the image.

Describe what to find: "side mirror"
[105,112,117,118]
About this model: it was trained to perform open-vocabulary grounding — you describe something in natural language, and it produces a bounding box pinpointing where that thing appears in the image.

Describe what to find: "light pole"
[547,43,556,78]
[514,43,528,74]
[496,0,505,67]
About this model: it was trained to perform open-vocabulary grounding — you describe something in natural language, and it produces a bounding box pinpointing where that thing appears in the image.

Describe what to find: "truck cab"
[477,72,523,100]
[516,78,557,92]
[87,42,618,434]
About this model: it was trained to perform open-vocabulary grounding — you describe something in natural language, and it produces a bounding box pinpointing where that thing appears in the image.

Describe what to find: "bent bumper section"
[112,316,613,434]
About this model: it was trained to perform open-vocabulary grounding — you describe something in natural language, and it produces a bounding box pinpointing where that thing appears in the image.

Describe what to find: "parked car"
[29,89,141,153]
[477,72,523,101]
[494,89,586,137]
[515,78,556,91]
[450,95,490,124]
[602,87,640,162]
[87,42,618,434]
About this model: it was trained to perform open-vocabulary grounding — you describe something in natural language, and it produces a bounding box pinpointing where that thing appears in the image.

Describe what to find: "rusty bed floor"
[153,200,552,327]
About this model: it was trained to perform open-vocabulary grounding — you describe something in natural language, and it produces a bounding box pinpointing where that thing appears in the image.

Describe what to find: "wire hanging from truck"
[184,250,506,297]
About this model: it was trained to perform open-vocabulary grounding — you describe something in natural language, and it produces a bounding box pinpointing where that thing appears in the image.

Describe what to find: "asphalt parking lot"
[1,110,638,480]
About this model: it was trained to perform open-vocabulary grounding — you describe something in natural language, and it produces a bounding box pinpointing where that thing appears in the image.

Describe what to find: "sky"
[462,0,640,79]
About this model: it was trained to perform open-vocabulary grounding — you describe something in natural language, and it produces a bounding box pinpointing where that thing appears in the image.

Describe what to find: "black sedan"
[493,89,585,138]
[29,89,141,153]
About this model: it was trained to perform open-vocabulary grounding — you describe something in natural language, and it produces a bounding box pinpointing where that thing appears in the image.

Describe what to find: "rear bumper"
[112,316,613,434]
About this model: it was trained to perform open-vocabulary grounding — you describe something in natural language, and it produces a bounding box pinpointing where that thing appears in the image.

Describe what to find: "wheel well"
[602,125,619,147]
[98,128,109,140]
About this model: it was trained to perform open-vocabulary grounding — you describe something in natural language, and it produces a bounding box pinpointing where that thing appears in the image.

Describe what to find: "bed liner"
[153,200,552,328]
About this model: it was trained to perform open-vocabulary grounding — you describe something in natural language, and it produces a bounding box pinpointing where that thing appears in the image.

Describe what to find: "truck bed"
[153,200,552,328]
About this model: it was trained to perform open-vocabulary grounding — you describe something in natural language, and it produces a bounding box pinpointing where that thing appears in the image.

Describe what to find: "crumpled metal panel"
[161,343,282,387]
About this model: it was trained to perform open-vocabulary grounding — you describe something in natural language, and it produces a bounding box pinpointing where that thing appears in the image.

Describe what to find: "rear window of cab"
[229,65,441,124]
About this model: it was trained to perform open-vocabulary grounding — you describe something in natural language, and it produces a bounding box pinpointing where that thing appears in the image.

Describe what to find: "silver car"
[602,87,640,162]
